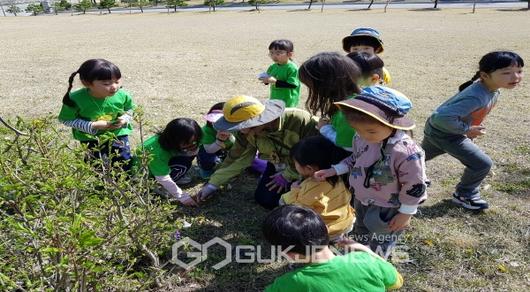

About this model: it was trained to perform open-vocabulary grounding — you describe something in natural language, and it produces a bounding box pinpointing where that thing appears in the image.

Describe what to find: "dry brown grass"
[1,9,529,291]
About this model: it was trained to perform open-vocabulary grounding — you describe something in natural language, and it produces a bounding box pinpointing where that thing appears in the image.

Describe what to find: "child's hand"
[91,120,113,130]
[178,193,198,207]
[313,168,336,181]
[317,117,330,130]
[108,117,127,130]
[388,213,412,232]
[466,125,486,139]
[266,172,290,193]
[260,76,277,84]
[216,131,231,142]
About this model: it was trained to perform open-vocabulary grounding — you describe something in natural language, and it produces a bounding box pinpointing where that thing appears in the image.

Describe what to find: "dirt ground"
[1,8,529,290]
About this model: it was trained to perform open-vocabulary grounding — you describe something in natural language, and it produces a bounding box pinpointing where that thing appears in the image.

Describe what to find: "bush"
[203,0,224,6]
[0,116,186,290]
[26,3,44,15]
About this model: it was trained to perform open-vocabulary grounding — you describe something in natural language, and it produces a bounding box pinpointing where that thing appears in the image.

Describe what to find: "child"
[280,136,355,241]
[299,52,361,153]
[263,205,403,291]
[259,39,301,107]
[315,86,428,258]
[197,102,235,179]
[347,52,385,88]
[342,27,392,85]
[138,118,202,206]
[422,51,524,210]
[196,95,319,209]
[58,59,135,171]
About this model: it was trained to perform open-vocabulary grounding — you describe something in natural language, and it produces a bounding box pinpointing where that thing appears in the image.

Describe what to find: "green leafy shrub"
[0,116,185,290]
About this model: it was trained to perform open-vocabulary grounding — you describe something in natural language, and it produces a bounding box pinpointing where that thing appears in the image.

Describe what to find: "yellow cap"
[223,95,265,123]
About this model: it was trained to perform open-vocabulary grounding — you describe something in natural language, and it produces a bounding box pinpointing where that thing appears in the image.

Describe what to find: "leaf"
[41,247,61,254]
[78,230,104,248]
[497,263,508,273]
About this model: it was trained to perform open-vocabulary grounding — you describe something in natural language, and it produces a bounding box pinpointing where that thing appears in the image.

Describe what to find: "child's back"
[263,205,403,292]
[282,177,354,239]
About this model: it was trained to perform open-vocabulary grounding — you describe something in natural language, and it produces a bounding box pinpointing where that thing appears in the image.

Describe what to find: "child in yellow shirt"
[280,136,355,240]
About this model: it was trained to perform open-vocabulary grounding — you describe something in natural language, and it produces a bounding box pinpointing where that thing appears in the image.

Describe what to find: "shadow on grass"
[408,8,441,12]
[417,199,485,219]
[166,172,287,290]
[346,8,373,12]
[287,8,312,12]
[496,8,529,12]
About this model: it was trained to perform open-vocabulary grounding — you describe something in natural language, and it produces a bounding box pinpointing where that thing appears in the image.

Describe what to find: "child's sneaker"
[452,193,489,210]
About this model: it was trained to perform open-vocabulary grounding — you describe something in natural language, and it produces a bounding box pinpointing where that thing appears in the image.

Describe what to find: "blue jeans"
[168,155,195,182]
[254,162,290,210]
[196,146,224,171]
[422,125,492,199]
[83,135,132,172]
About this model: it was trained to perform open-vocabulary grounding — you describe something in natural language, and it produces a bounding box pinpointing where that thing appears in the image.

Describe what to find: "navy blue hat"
[342,27,384,54]
[334,86,415,130]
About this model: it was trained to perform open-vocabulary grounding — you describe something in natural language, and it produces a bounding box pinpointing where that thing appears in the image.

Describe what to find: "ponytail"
[458,71,480,92]
[62,71,78,107]
[459,51,525,92]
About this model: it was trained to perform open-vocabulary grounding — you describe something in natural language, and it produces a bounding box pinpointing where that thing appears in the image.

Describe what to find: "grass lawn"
[1,8,529,291]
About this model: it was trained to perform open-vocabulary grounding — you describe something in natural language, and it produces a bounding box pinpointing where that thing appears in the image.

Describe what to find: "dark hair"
[268,39,294,52]
[299,52,361,117]
[62,59,122,107]
[347,52,384,82]
[206,102,225,127]
[262,205,329,255]
[290,136,343,186]
[157,118,202,151]
[459,51,525,91]
[341,107,414,138]
[344,36,381,52]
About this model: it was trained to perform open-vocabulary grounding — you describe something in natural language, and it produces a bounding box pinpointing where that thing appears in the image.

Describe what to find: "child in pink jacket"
[315,86,428,259]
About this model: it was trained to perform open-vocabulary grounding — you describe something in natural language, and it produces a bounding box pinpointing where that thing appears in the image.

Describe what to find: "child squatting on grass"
[314,86,428,259]
[342,27,392,86]
[136,118,202,206]
[195,95,319,209]
[259,39,301,108]
[279,136,355,241]
[263,205,403,291]
[196,102,235,179]
[58,59,135,171]
[299,52,361,154]
[422,51,524,211]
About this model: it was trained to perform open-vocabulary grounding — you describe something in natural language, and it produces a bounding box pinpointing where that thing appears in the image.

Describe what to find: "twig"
[0,116,28,136]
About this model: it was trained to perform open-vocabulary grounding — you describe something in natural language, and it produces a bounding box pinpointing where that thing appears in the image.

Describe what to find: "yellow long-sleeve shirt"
[282,178,355,238]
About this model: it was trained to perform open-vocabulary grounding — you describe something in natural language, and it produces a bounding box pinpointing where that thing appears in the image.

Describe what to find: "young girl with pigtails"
[58,59,135,171]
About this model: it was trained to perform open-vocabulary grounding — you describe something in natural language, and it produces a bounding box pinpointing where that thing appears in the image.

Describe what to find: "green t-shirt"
[58,88,135,141]
[200,125,234,149]
[332,110,356,148]
[138,135,176,177]
[265,251,402,292]
[267,60,301,107]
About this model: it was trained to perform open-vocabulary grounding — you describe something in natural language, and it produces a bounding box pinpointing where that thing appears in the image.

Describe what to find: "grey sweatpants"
[422,127,492,199]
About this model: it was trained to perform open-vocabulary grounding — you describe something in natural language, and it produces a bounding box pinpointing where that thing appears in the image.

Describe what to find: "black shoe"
[452,193,489,210]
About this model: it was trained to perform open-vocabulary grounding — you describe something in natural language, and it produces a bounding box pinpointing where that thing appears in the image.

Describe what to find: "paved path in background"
[117,1,527,13]
[4,1,527,16]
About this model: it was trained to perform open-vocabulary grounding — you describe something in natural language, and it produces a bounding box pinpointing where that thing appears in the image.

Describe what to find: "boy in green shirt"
[263,205,403,292]
[259,39,301,107]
